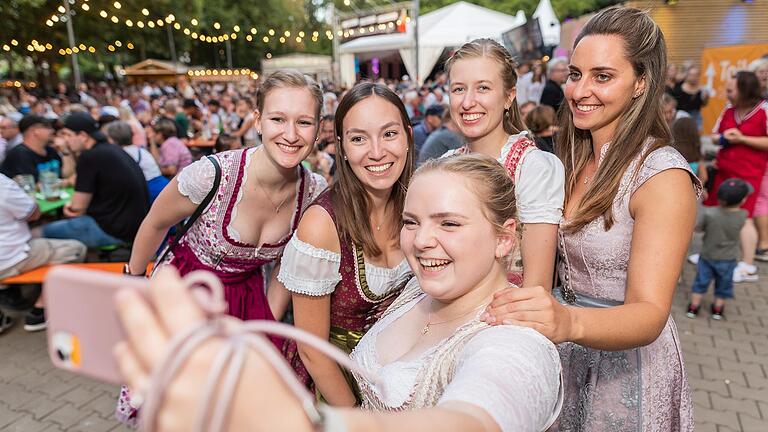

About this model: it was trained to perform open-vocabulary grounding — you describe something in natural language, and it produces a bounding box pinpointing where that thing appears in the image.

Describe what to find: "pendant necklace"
[255,172,290,213]
[421,301,487,335]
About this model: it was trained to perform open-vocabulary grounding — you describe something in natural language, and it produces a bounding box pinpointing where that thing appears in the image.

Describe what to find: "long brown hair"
[556,6,670,232]
[671,117,701,163]
[734,71,763,109]
[331,82,415,257]
[445,38,526,135]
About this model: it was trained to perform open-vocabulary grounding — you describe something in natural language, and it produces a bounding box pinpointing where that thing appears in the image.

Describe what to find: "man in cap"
[412,104,446,155]
[39,112,149,248]
[0,114,75,182]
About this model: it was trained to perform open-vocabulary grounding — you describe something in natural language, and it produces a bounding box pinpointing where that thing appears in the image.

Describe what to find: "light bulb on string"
[141,8,149,16]
[113,2,121,9]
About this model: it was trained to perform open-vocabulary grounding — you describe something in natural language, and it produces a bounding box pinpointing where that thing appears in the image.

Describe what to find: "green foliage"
[1,0,622,82]
[2,0,334,81]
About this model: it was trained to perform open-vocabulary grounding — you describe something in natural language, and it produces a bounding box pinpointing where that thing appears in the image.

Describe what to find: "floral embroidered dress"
[351,279,563,432]
[554,145,700,431]
[115,147,326,425]
[443,132,565,283]
[278,190,412,397]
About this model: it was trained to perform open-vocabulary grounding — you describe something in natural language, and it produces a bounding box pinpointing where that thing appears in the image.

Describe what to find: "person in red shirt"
[705,71,768,282]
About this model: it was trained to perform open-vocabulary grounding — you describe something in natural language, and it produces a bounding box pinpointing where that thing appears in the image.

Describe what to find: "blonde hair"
[415,154,517,236]
[557,6,669,233]
[444,38,526,135]
[256,70,323,119]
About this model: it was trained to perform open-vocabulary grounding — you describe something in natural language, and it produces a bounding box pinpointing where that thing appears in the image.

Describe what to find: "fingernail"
[480,313,488,321]
[486,316,496,323]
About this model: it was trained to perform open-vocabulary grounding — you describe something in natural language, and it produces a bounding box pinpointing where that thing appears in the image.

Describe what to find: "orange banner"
[700,44,768,133]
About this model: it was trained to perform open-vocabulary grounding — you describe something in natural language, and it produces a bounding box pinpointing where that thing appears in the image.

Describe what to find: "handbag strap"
[157,156,221,264]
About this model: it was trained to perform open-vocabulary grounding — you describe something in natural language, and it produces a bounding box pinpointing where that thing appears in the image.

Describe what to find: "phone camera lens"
[56,349,66,361]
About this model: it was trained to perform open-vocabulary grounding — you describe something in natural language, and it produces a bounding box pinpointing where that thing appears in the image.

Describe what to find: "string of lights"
[45,0,337,46]
[2,38,135,56]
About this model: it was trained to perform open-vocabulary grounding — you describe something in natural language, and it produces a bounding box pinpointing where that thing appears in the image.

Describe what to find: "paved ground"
[0,258,767,431]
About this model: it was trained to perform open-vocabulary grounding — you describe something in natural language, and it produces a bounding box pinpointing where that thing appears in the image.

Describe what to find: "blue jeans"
[42,216,124,248]
[692,258,736,299]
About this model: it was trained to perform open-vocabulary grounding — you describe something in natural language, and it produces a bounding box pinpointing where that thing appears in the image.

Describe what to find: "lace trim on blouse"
[278,235,411,298]
[177,156,217,205]
[278,236,342,296]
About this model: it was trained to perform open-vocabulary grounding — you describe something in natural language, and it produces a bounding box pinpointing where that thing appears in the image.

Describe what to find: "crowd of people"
[0,4,767,431]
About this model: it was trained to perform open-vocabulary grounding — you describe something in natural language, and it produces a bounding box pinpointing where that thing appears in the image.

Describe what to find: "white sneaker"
[687,254,700,265]
[734,268,759,283]
[737,261,758,274]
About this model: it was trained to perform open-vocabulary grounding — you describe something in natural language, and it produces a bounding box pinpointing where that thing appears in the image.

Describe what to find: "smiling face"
[564,34,645,146]
[401,171,509,301]
[256,87,319,169]
[341,96,409,194]
[756,64,768,92]
[449,56,515,143]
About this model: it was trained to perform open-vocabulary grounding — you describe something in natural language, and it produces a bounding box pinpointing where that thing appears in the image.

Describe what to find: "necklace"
[421,301,488,335]
[254,172,291,213]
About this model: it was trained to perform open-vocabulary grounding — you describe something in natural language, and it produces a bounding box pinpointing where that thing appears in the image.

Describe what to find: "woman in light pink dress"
[483,7,699,431]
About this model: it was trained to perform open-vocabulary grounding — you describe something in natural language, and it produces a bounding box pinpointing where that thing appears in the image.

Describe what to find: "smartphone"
[44,266,149,384]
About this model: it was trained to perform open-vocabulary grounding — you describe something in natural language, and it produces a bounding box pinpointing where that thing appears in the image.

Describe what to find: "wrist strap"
[135,271,379,432]
[316,405,349,432]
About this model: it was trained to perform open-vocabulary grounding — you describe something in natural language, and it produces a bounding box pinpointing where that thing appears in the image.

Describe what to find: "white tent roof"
[339,1,525,54]
[533,0,561,47]
[338,2,525,85]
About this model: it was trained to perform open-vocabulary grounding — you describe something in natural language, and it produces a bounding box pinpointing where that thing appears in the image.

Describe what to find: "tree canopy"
[1,0,618,82]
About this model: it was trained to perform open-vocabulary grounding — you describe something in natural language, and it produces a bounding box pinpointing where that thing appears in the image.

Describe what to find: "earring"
[344,155,348,161]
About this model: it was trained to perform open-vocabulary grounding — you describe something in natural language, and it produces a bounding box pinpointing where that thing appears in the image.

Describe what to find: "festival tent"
[121,59,188,84]
[338,1,526,87]
[534,0,560,48]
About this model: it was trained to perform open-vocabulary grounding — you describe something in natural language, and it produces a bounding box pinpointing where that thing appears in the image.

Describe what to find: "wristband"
[123,263,147,277]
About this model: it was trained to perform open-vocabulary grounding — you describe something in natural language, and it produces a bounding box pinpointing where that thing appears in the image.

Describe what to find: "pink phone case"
[44,266,150,384]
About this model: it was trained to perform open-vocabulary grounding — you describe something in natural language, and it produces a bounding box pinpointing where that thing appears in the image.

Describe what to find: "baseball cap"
[18,114,53,133]
[425,104,445,118]
[63,112,107,141]
[717,178,754,206]
[100,105,120,118]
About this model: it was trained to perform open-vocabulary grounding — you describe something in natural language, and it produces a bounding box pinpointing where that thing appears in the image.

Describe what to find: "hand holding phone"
[44,267,151,384]
[44,266,225,384]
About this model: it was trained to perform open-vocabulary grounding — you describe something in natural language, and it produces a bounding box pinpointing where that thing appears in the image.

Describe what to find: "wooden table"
[187,137,216,148]
[36,187,74,214]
